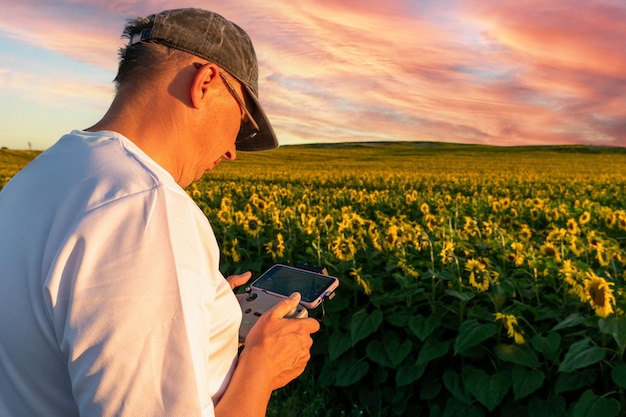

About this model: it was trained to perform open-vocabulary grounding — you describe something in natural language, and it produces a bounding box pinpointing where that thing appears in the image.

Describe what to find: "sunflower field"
[4,143,626,416]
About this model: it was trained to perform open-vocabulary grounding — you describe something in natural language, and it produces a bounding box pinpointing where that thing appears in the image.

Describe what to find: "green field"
[3,142,626,416]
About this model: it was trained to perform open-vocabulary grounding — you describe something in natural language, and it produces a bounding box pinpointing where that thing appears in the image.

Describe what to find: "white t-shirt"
[0,130,241,417]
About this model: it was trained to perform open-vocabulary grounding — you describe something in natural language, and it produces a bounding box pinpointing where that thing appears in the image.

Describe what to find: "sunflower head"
[579,211,591,225]
[494,312,525,344]
[243,215,263,237]
[466,259,490,292]
[566,218,580,234]
[584,272,616,318]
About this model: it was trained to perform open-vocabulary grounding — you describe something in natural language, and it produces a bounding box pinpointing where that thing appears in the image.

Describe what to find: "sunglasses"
[218,72,260,144]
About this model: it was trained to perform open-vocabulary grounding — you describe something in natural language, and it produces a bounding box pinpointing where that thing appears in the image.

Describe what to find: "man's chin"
[210,159,222,171]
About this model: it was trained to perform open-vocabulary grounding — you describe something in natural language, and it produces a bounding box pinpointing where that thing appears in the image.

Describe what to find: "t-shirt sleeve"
[44,186,239,417]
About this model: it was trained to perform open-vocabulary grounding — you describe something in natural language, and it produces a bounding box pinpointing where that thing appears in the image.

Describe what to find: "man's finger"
[226,271,252,290]
[268,293,302,318]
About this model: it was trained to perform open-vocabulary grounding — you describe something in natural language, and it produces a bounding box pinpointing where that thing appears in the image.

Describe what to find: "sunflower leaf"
[611,363,626,389]
[531,332,561,364]
[598,316,626,356]
[454,319,497,356]
[551,313,584,331]
[558,337,605,373]
[495,343,541,368]
[511,365,545,400]
[335,356,369,387]
[417,335,451,366]
[350,308,383,346]
[408,314,442,341]
[462,365,511,412]
[572,389,621,417]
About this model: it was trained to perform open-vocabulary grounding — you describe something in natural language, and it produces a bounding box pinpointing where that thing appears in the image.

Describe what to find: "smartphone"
[249,264,339,309]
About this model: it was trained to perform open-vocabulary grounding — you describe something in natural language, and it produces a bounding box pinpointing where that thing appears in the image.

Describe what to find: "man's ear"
[190,63,220,109]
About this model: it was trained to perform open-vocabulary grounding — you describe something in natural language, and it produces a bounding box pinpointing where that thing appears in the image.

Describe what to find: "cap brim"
[236,85,279,151]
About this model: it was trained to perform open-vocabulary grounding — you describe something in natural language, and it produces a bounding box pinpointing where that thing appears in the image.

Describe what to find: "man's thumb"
[270,292,301,318]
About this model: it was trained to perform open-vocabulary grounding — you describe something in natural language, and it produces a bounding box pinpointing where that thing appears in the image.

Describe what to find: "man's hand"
[242,293,321,390]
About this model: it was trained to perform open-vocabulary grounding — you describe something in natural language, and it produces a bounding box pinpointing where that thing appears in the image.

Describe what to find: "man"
[0,8,319,417]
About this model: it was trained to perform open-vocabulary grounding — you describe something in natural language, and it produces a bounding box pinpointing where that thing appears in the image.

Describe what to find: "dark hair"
[113,17,189,91]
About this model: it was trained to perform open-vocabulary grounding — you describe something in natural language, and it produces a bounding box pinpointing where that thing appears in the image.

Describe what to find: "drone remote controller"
[239,290,308,343]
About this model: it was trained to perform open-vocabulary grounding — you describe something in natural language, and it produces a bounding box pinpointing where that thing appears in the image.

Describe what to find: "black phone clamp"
[295,262,328,276]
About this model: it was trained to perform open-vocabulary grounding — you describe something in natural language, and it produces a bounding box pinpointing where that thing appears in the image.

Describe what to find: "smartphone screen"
[251,264,338,304]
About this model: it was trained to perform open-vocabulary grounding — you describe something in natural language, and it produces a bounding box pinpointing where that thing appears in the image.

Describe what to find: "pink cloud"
[0,0,624,147]
[456,0,626,145]
[465,0,626,76]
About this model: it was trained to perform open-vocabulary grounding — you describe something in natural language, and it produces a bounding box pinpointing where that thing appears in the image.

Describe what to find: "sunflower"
[222,238,241,263]
[579,211,591,225]
[465,258,491,292]
[586,231,602,250]
[519,224,533,241]
[605,213,616,228]
[397,257,420,279]
[532,198,545,208]
[330,235,357,262]
[409,224,425,249]
[540,242,561,262]
[597,249,609,267]
[547,228,566,242]
[283,206,295,219]
[242,215,263,237]
[566,219,579,235]
[322,214,335,232]
[188,184,202,199]
[250,194,268,210]
[264,233,285,260]
[510,241,525,266]
[530,208,540,221]
[440,240,455,264]
[217,207,234,225]
[425,214,438,232]
[271,209,284,230]
[301,214,318,235]
[494,312,525,344]
[618,213,626,231]
[559,260,585,301]
[367,222,383,252]
[482,221,494,237]
[384,224,398,247]
[405,189,418,204]
[464,216,479,237]
[584,272,616,318]
[338,211,364,234]
[350,267,372,295]
[384,224,400,250]
[569,236,585,256]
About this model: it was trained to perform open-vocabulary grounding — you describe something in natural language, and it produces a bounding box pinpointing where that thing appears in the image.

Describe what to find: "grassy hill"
[2,141,626,186]
[0,149,41,184]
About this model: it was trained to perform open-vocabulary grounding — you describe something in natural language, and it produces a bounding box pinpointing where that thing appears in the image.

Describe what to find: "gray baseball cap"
[128,8,279,151]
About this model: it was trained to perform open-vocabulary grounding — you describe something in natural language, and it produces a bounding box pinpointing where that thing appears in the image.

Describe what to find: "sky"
[0,0,625,150]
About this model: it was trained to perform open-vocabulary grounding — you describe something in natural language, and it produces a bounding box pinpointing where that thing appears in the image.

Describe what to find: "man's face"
[187,70,246,183]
